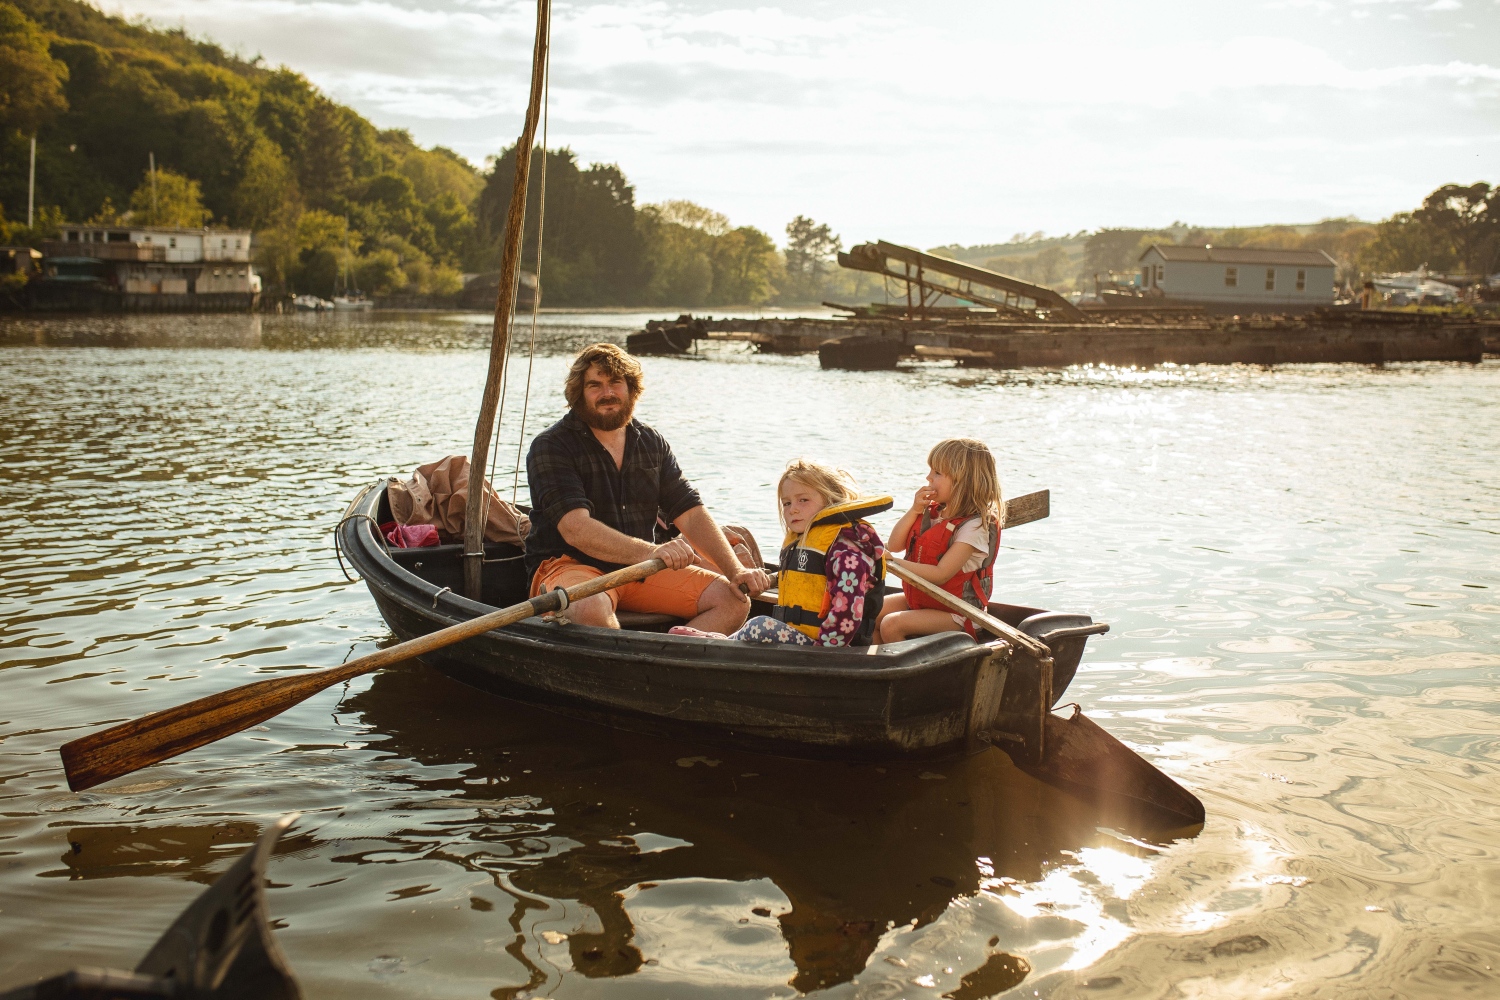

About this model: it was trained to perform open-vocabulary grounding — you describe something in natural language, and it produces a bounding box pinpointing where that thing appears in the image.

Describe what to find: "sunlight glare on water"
[1,311,1498,998]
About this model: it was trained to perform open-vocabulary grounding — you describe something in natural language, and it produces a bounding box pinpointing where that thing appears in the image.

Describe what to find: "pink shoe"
[669,625,727,639]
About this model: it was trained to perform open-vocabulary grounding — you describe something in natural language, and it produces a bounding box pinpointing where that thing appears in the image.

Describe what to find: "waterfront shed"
[36,225,261,311]
[1139,245,1336,308]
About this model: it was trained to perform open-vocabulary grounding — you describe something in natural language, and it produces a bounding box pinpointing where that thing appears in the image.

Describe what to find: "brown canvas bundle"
[386,455,529,546]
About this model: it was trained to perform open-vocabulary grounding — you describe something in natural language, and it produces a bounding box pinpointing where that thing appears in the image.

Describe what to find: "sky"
[100,0,1500,249]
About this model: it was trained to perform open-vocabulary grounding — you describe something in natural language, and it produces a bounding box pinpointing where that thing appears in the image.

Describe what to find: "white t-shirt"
[951,516,990,573]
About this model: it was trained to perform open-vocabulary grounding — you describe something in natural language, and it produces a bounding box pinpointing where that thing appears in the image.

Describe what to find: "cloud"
[99,0,1500,244]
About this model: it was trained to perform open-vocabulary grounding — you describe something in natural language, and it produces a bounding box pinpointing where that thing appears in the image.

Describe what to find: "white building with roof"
[1138,245,1336,309]
[44,225,260,299]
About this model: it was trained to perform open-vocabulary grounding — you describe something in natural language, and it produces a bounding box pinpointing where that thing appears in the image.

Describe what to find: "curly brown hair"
[563,343,645,410]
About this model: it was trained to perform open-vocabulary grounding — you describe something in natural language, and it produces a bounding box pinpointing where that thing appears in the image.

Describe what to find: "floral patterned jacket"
[814,523,886,647]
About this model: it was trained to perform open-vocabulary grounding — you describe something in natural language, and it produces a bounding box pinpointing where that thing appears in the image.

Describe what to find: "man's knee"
[699,579,750,625]
[569,592,617,627]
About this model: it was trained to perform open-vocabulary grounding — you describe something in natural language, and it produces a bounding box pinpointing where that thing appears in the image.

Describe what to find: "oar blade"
[1018,710,1206,832]
[56,556,659,793]
[60,669,348,792]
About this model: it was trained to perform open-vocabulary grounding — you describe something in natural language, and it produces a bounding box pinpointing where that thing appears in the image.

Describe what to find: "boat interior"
[362,488,1105,656]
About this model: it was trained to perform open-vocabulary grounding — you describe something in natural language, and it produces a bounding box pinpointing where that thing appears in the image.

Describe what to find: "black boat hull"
[341,482,1107,761]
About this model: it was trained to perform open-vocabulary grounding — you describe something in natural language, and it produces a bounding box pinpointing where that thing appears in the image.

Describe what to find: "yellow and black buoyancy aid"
[773,496,893,645]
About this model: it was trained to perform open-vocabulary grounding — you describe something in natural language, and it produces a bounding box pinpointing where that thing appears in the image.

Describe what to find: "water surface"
[2,312,1498,998]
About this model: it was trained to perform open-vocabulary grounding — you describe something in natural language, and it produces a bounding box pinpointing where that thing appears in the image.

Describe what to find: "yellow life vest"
[773,495,893,643]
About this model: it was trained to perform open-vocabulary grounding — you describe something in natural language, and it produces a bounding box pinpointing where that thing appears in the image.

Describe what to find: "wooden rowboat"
[340,480,1103,760]
[345,482,1110,758]
[340,481,1204,830]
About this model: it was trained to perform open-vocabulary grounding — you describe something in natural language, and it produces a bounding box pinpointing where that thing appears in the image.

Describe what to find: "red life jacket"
[901,505,998,634]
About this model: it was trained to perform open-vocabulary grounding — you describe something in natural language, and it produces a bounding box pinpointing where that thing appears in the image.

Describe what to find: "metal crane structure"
[838,241,1085,321]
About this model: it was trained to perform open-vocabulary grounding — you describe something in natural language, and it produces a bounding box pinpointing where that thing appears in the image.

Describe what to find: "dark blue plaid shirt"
[524,410,703,578]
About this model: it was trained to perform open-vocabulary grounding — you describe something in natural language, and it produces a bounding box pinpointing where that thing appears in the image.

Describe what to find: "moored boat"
[338,480,1108,761]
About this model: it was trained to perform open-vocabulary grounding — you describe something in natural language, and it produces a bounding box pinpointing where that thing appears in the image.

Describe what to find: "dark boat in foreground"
[1,816,301,1000]
[340,481,1109,762]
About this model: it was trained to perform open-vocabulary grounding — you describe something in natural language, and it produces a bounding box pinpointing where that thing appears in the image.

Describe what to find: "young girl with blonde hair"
[876,438,1005,643]
[671,459,889,647]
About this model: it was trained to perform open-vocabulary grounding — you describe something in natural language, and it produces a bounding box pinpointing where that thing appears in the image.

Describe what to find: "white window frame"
[1225,267,1238,288]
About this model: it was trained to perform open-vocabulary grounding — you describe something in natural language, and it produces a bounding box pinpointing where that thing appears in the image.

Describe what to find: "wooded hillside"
[0,0,830,305]
[0,0,496,297]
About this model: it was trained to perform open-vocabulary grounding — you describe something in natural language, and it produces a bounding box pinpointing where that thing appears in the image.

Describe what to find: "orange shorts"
[529,555,719,619]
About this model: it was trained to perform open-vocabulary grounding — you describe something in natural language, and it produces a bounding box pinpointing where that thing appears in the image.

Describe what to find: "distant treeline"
[0,0,869,305]
[936,183,1499,294]
[1077,187,1499,286]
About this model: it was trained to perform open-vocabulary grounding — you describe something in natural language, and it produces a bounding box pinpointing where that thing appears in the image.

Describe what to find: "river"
[2,311,1497,999]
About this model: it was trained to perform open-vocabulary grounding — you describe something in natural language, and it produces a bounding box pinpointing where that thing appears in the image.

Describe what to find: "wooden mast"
[463,0,551,599]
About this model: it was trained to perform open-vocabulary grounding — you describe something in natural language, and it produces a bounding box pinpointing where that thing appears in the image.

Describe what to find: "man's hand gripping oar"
[59,558,670,792]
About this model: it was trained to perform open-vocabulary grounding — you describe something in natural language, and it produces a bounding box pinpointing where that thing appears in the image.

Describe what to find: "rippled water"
[2,311,1498,998]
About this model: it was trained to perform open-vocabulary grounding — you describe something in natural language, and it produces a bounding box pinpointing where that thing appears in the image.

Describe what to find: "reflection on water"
[1,313,1498,998]
[340,667,1118,995]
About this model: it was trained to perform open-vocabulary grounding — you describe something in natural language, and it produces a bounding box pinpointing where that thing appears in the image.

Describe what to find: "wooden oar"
[60,557,667,793]
[886,561,1052,660]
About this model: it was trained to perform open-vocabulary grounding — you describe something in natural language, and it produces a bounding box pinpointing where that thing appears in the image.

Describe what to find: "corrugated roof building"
[1139,244,1336,308]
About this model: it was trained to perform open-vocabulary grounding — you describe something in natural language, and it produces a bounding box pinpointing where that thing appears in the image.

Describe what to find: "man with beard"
[523,342,770,631]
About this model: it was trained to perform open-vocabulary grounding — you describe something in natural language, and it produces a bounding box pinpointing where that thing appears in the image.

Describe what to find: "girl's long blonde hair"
[777,458,858,533]
[927,438,1005,529]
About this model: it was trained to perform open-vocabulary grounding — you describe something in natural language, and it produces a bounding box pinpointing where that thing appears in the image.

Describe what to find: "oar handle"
[60,558,668,792]
[887,561,1052,659]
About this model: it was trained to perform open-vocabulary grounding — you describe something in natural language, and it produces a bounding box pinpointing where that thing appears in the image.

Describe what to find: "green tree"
[782,215,840,303]
[477,145,646,305]
[1358,212,1453,274]
[127,164,208,226]
[1413,182,1498,275]
[709,225,779,306]
[230,135,295,229]
[355,247,406,294]
[655,199,729,235]
[292,208,348,296]
[1084,229,1164,276]
[357,171,437,256]
[251,219,298,293]
[637,204,714,306]
[0,2,68,134]
[1035,245,1067,285]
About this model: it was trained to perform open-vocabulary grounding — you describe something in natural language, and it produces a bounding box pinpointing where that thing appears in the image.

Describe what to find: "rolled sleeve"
[655,442,702,522]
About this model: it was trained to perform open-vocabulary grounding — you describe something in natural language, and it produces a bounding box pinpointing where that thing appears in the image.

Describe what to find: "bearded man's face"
[577,364,635,431]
